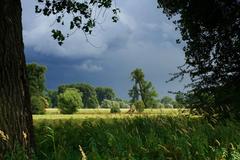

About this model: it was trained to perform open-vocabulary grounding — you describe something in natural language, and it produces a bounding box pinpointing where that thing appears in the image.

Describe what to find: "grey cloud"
[23,0,188,99]
[74,60,103,72]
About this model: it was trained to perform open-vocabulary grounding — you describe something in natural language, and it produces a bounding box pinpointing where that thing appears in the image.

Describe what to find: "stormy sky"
[22,0,188,99]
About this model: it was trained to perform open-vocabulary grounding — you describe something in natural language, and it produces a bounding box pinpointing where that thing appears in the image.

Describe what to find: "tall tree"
[142,81,159,108]
[0,0,34,157]
[47,90,58,108]
[128,84,140,103]
[129,69,146,106]
[0,0,118,157]
[27,63,47,96]
[158,0,240,117]
[129,68,158,108]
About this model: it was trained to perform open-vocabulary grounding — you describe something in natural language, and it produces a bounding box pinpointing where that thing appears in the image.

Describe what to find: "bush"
[134,100,145,113]
[31,96,47,114]
[164,104,174,108]
[156,103,165,108]
[172,101,184,108]
[110,104,121,113]
[119,101,130,108]
[101,99,121,113]
[101,99,112,108]
[161,96,174,106]
[58,88,83,114]
[101,100,121,113]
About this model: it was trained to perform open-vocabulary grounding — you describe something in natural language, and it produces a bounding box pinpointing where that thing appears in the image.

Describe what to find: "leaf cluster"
[35,0,120,45]
[158,0,240,117]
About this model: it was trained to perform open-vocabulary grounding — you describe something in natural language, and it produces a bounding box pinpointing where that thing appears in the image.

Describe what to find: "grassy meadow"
[31,108,240,160]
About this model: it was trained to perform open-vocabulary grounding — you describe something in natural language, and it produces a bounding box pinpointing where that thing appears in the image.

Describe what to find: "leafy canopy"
[27,63,47,96]
[35,0,120,45]
[158,0,240,117]
[95,87,116,105]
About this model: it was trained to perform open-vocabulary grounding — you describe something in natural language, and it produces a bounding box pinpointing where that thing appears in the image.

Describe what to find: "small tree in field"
[110,101,121,113]
[58,88,83,114]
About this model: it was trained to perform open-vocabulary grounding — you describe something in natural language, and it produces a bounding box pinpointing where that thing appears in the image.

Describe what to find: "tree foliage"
[58,88,83,114]
[100,99,114,108]
[27,63,48,114]
[110,102,121,113]
[129,68,159,108]
[134,100,145,113]
[31,96,47,114]
[118,101,130,108]
[95,87,116,105]
[161,96,174,106]
[142,81,159,108]
[47,90,58,107]
[158,0,240,117]
[174,92,187,108]
[58,83,99,108]
[27,63,47,96]
[35,0,120,45]
[128,84,140,103]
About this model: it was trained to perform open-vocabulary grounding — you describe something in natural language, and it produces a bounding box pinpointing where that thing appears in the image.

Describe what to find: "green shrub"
[101,99,112,108]
[161,96,174,106]
[173,101,184,108]
[57,88,83,114]
[164,103,174,108]
[157,103,165,108]
[110,102,121,113]
[134,100,145,113]
[119,101,130,108]
[31,96,46,114]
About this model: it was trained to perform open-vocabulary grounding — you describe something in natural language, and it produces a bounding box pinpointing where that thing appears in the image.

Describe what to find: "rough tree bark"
[0,0,34,158]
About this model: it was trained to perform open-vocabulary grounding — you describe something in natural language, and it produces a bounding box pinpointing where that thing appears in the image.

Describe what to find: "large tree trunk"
[0,0,34,158]
[138,82,147,108]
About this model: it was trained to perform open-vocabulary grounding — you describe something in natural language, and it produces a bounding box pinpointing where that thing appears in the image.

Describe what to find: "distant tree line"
[27,63,187,114]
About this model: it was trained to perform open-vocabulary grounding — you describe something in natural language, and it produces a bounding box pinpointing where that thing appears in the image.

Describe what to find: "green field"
[31,109,240,160]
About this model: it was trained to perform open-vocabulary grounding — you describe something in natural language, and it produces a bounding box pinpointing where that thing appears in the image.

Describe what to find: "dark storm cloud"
[22,0,188,99]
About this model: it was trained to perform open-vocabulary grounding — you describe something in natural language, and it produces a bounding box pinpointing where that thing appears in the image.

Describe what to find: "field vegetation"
[32,109,240,160]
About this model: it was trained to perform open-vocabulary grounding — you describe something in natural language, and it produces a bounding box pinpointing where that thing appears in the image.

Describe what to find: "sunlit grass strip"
[44,108,188,115]
[33,114,158,121]
[33,108,190,122]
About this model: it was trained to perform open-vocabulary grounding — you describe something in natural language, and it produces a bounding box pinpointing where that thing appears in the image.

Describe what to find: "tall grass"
[34,116,240,160]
